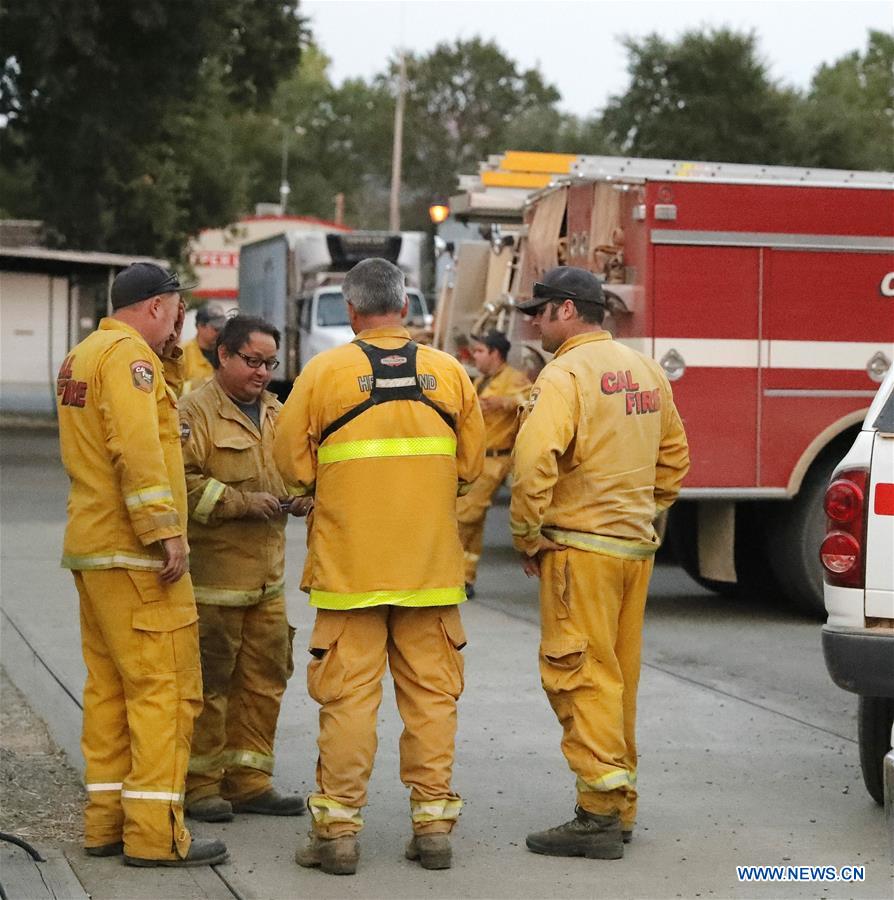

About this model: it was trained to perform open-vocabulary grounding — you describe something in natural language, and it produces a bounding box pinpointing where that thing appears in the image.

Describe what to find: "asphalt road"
[1,426,889,899]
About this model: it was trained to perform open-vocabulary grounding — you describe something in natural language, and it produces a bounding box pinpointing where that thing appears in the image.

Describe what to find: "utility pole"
[279,128,291,215]
[389,51,406,232]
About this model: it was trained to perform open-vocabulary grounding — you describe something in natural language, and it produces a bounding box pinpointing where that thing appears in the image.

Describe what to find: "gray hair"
[342,258,405,315]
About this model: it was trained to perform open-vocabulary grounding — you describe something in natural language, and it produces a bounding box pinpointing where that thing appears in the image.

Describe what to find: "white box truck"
[238,230,431,393]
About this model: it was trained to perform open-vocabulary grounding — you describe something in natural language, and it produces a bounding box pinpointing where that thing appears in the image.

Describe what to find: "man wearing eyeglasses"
[510,266,689,861]
[178,315,310,824]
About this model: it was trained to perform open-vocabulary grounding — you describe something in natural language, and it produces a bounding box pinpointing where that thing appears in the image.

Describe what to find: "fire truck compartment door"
[652,245,760,488]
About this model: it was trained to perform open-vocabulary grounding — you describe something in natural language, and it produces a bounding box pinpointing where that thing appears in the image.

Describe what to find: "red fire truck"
[454,156,894,617]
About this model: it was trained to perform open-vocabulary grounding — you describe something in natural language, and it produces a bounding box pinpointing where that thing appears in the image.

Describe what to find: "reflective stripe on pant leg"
[187,604,242,804]
[538,550,635,817]
[80,568,202,860]
[76,572,129,848]
[221,596,288,802]
[390,606,465,833]
[310,608,389,836]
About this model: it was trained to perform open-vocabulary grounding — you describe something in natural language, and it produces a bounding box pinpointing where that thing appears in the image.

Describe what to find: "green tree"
[384,38,561,227]
[0,0,306,259]
[601,29,801,164]
[796,30,894,171]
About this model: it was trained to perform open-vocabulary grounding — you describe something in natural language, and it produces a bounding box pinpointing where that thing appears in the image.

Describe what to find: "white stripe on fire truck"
[648,338,894,371]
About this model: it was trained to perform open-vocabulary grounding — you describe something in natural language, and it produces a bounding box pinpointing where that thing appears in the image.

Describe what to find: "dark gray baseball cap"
[111,262,197,310]
[516,266,605,314]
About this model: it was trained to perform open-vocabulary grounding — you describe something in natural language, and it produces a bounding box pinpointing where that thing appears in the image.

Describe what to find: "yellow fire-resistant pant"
[538,547,654,830]
[456,453,512,584]
[306,605,467,838]
[186,595,294,804]
[74,568,202,860]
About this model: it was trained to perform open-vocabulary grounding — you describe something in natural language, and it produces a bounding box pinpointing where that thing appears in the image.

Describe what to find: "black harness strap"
[319,340,455,444]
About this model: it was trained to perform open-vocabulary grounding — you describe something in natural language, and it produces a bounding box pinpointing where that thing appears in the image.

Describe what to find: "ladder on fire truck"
[567,155,894,188]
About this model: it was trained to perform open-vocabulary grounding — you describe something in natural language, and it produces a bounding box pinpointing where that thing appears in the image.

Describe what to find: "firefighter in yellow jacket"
[456,329,530,596]
[180,302,227,394]
[274,258,485,876]
[179,315,309,823]
[56,262,227,868]
[510,266,689,861]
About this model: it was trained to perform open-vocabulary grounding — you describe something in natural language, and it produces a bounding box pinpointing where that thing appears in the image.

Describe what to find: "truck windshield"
[317,292,350,326]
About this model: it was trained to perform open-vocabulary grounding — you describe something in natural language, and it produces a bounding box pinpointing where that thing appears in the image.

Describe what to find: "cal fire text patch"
[56,354,87,408]
[130,360,155,393]
[600,369,661,416]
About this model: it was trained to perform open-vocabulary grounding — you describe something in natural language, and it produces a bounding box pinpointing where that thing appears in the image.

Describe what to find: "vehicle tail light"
[820,469,868,588]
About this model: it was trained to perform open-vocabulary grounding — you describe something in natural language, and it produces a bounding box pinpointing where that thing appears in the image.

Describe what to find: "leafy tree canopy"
[0,0,306,258]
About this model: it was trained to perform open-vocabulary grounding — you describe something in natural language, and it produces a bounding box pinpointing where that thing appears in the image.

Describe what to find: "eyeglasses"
[533,282,579,302]
[236,351,280,370]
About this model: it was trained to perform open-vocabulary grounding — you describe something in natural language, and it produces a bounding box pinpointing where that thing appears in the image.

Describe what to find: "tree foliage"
[1,19,890,258]
[0,0,306,258]
[601,29,802,164]
[795,29,894,171]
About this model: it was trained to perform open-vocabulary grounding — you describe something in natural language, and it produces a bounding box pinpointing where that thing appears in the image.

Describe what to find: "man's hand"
[479,396,504,413]
[161,299,186,358]
[243,492,284,520]
[518,535,565,578]
[287,496,314,517]
[159,536,189,584]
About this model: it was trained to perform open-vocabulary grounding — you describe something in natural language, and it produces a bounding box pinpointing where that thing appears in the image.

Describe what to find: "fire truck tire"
[857,695,894,806]
[668,502,786,599]
[765,452,839,619]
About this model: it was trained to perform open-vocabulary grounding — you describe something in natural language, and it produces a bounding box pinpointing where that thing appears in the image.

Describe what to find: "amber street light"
[428,200,450,225]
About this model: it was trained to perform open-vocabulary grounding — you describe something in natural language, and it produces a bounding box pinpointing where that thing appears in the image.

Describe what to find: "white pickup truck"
[821,365,894,832]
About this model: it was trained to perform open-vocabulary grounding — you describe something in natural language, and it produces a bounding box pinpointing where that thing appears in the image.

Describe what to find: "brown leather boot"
[525,806,623,859]
[405,834,452,869]
[295,831,359,875]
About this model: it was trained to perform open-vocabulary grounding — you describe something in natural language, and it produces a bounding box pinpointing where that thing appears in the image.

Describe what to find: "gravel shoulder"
[0,667,84,847]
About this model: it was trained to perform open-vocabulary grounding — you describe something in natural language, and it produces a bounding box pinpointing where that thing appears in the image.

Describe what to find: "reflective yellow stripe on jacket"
[310,586,466,610]
[318,436,456,465]
[542,527,657,560]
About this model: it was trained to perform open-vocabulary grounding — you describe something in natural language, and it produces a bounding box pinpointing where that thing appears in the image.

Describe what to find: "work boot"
[124,837,228,868]
[405,834,452,869]
[622,828,633,844]
[85,842,123,857]
[525,806,623,859]
[187,795,234,822]
[295,831,358,875]
[232,789,305,816]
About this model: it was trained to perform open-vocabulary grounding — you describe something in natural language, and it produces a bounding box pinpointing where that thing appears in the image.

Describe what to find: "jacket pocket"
[306,611,348,704]
[438,606,467,698]
[539,637,590,694]
[212,433,258,485]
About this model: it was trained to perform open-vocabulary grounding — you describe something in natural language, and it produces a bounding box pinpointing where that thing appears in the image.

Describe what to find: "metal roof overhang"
[0,246,166,276]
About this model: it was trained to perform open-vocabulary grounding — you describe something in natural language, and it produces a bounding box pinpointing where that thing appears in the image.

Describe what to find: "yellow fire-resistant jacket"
[274,326,486,610]
[510,331,689,559]
[181,338,215,394]
[475,362,531,451]
[179,379,294,605]
[57,318,187,571]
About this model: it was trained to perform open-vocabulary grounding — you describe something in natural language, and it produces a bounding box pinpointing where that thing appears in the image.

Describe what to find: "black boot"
[525,806,623,859]
[124,837,228,868]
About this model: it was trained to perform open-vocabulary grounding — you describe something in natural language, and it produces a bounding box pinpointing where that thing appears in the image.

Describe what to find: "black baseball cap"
[471,329,511,357]
[111,262,197,310]
[516,266,605,315]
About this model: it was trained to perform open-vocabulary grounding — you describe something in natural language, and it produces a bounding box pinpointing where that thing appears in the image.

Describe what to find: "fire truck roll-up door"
[656,194,894,618]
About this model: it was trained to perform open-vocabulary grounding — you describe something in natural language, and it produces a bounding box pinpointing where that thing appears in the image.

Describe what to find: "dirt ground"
[0,668,84,846]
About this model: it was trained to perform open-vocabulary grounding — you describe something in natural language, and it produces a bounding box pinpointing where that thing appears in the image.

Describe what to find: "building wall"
[0,270,70,414]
